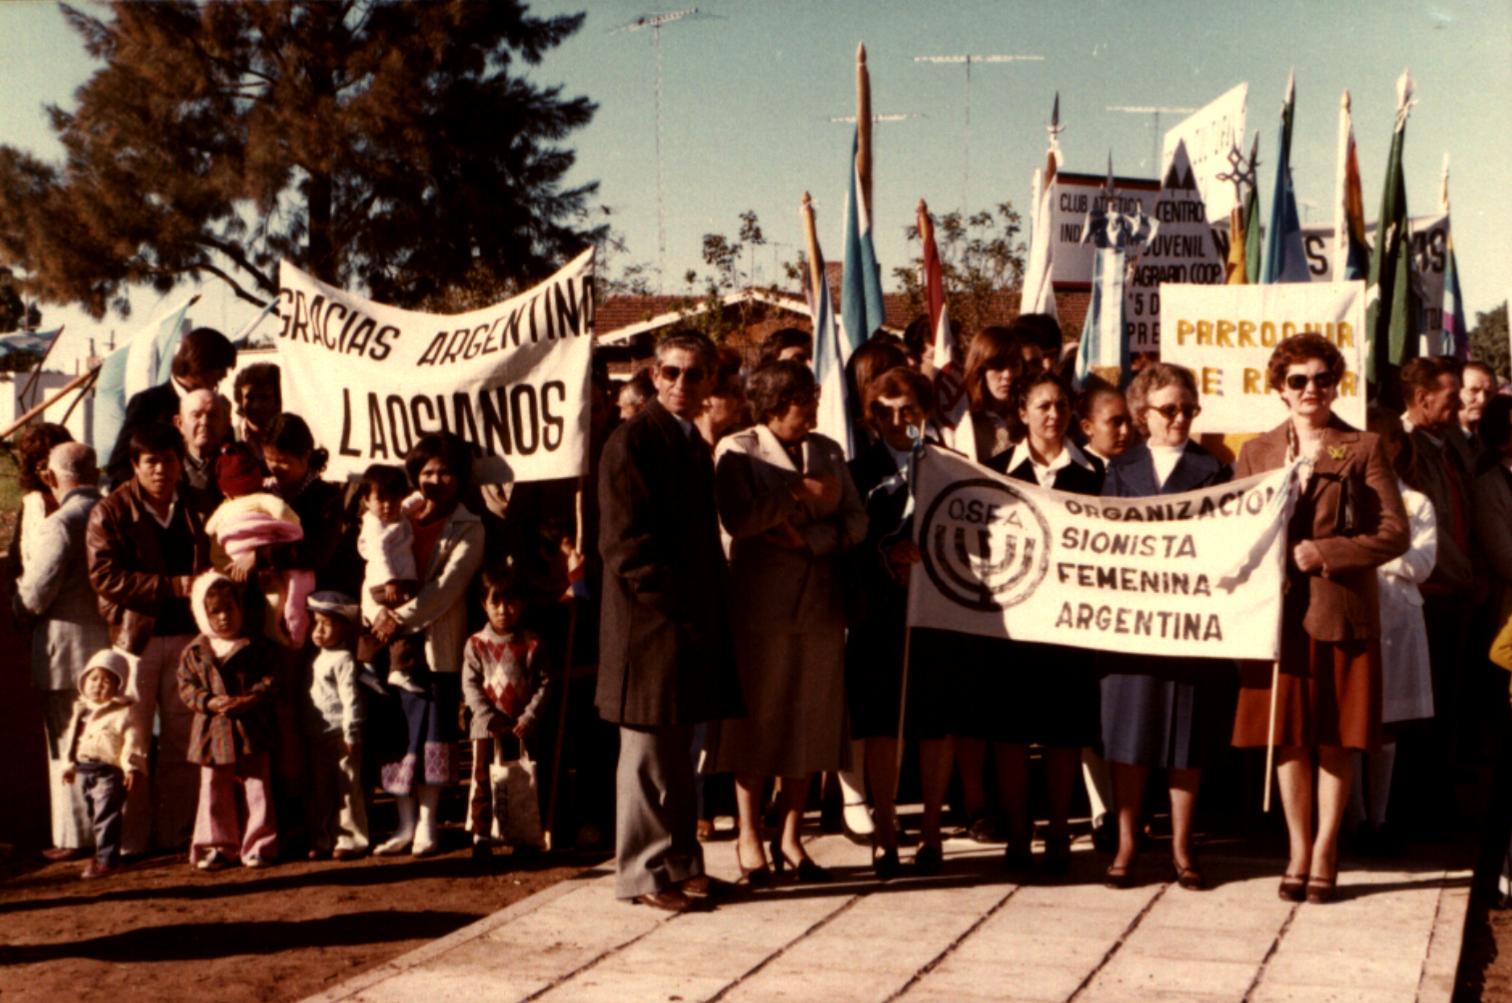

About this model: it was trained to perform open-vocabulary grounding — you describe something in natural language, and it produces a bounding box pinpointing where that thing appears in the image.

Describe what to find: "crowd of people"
[7,316,1510,919]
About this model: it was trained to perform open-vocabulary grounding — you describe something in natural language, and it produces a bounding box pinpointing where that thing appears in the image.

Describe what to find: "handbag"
[489,753,545,849]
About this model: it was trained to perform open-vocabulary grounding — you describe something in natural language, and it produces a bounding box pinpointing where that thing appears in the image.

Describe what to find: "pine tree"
[0,1,602,318]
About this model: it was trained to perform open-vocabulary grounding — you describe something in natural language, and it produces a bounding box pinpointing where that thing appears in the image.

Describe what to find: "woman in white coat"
[711,361,867,884]
[1352,408,1437,845]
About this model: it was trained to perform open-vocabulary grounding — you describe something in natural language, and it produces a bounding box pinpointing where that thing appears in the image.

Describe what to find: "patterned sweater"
[461,625,552,742]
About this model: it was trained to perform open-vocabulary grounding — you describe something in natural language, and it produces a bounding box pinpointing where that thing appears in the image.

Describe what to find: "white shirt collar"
[144,491,180,529]
[1007,438,1093,485]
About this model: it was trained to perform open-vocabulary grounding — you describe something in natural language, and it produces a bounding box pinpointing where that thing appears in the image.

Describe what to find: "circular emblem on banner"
[919,477,1051,612]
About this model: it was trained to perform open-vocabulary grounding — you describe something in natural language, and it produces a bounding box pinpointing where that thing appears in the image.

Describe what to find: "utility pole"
[611,7,712,291]
[914,54,1044,209]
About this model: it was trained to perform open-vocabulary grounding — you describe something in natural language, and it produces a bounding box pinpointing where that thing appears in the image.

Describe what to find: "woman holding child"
[369,432,485,855]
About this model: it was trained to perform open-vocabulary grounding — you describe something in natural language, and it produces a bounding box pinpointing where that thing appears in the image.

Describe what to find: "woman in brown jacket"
[1232,334,1409,903]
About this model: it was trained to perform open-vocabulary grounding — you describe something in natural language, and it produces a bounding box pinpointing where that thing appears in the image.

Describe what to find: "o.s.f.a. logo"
[919,478,1050,612]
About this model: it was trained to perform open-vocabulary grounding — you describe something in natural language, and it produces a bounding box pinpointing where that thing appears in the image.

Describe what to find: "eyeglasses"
[1285,372,1336,391]
[658,364,707,385]
[1150,403,1201,421]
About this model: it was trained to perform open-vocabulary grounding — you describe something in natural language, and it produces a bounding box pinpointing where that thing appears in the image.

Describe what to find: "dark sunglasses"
[658,364,707,385]
[1151,403,1201,421]
[1285,372,1336,391]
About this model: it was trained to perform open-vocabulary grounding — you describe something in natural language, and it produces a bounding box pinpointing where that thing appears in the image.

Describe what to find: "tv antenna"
[914,54,1044,209]
[611,7,716,290]
[1105,104,1198,176]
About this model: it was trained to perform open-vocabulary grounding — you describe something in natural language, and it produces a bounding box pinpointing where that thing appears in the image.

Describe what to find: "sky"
[2,0,1510,372]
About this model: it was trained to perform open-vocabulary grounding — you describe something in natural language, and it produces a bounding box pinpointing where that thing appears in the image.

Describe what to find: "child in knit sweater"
[304,592,370,859]
[62,649,144,879]
[462,565,552,857]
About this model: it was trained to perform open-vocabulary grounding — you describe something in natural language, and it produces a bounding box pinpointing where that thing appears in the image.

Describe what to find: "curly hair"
[1265,333,1346,393]
[1011,369,1070,416]
[1126,362,1198,436]
[13,422,72,492]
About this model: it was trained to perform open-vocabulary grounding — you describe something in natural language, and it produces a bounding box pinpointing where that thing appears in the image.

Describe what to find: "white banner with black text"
[905,445,1293,660]
[274,250,594,483]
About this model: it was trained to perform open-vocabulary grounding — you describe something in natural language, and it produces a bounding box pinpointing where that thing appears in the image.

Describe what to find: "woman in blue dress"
[1098,362,1230,889]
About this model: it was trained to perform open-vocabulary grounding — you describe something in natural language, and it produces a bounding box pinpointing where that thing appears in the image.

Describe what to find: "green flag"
[1243,132,1262,284]
[1367,70,1420,409]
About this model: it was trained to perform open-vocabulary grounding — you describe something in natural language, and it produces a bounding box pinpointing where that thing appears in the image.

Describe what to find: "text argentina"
[1055,603,1222,641]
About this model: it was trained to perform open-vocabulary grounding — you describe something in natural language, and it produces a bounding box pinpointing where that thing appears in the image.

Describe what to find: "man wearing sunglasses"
[597,330,740,912]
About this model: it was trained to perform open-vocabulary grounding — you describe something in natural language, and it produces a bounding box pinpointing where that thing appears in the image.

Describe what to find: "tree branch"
[193,235,277,293]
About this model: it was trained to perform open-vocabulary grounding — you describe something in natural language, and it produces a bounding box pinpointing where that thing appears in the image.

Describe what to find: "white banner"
[1125,141,1228,353]
[906,445,1291,660]
[1162,82,1249,222]
[1049,171,1160,289]
[1161,281,1366,435]
[275,250,595,483]
[1301,212,1449,350]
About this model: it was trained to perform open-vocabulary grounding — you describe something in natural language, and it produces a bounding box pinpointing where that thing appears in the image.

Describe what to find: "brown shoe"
[81,861,117,880]
[43,847,89,863]
[681,874,733,899]
[635,889,694,912]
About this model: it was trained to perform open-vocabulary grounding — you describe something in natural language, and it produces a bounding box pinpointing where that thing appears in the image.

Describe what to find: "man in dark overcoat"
[597,330,739,911]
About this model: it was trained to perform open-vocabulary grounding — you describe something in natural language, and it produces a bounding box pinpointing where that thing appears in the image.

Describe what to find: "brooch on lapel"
[1326,445,1351,461]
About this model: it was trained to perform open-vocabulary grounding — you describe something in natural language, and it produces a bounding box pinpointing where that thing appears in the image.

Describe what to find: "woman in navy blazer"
[1098,363,1231,890]
[985,371,1103,872]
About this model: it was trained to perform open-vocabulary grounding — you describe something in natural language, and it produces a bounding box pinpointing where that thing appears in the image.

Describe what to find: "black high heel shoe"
[737,842,771,889]
[873,844,901,880]
[771,835,831,883]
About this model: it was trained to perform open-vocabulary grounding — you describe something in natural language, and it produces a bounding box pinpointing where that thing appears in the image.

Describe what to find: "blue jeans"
[76,761,125,867]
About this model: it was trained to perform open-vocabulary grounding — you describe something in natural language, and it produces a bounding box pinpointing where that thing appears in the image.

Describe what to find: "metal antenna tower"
[1105,104,1198,176]
[612,7,710,290]
[914,54,1044,209]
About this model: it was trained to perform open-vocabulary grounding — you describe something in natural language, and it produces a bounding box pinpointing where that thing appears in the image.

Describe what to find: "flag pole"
[17,325,66,412]
[543,479,587,853]
[893,442,924,798]
[801,193,822,300]
[856,43,872,210]
[0,363,100,442]
[1263,660,1279,812]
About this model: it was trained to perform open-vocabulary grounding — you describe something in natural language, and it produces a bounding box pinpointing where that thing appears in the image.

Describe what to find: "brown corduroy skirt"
[1232,625,1382,751]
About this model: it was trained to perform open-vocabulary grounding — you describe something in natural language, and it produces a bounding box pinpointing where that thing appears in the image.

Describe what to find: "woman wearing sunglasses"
[1098,363,1231,890]
[1231,334,1408,904]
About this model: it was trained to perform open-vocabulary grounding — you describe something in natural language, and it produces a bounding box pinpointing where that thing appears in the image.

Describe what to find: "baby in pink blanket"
[205,443,314,647]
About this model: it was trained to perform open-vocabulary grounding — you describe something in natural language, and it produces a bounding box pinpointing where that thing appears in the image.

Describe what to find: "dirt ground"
[0,838,604,1003]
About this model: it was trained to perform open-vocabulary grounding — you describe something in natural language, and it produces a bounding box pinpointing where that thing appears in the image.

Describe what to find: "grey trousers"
[615,724,704,899]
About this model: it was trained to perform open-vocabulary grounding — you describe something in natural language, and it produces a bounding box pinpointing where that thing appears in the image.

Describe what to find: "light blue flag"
[841,129,886,353]
[90,297,196,464]
[811,235,857,460]
[1261,71,1311,284]
[0,327,62,357]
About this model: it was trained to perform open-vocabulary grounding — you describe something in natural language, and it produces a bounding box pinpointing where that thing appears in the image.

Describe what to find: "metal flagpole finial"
[1216,140,1257,206]
[1048,91,1064,140]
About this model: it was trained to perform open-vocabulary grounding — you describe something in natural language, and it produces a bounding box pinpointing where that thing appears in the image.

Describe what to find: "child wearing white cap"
[305,591,371,859]
[62,649,144,879]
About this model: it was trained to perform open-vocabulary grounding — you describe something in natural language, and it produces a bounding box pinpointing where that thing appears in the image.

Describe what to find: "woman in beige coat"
[711,361,867,884]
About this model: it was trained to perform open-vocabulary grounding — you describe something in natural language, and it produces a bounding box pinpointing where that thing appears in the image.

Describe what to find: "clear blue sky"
[3,0,1510,370]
